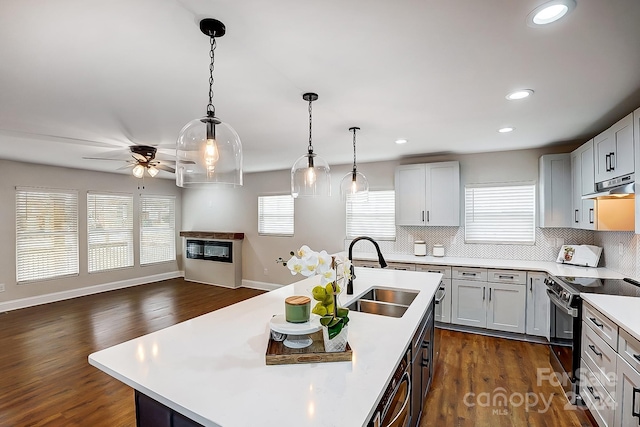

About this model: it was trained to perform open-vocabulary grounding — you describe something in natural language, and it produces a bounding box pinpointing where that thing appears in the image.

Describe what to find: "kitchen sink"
[346,287,418,318]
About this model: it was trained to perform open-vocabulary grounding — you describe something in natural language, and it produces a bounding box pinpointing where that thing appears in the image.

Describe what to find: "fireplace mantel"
[179,231,244,240]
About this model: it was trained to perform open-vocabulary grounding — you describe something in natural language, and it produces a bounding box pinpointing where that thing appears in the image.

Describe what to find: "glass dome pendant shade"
[340,127,369,201]
[291,92,330,198]
[176,19,243,188]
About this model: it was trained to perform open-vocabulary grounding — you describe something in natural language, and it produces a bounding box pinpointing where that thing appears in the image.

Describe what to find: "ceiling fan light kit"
[176,18,243,188]
[291,92,331,198]
[340,127,369,201]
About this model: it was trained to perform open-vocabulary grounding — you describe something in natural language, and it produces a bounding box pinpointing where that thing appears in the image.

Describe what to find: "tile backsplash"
[346,226,639,279]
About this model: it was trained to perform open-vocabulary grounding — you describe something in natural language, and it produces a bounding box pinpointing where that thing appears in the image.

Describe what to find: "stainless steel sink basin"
[358,287,418,306]
[346,287,418,318]
[346,299,409,318]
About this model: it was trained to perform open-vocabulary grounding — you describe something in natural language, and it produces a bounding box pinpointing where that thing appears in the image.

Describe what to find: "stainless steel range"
[546,275,640,405]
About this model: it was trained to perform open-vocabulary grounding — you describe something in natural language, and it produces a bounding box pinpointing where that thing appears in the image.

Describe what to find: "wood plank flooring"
[422,329,595,427]
[1,279,595,427]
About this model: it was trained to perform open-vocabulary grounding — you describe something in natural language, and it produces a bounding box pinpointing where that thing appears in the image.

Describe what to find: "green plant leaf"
[328,321,344,339]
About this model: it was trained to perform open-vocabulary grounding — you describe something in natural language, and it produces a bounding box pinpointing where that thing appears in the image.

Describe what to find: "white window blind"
[140,195,176,265]
[258,195,294,236]
[88,192,134,272]
[16,187,79,283]
[465,184,536,244]
[346,191,396,240]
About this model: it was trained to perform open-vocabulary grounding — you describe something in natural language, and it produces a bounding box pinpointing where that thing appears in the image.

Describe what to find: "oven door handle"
[546,290,578,317]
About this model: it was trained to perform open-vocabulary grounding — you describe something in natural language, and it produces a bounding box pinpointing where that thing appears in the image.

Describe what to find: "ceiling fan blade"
[156,164,176,173]
[153,143,178,149]
[82,156,129,161]
[131,152,147,162]
[116,164,135,170]
[155,159,176,165]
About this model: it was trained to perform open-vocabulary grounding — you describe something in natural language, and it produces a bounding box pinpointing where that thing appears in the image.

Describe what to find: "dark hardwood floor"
[0,279,595,427]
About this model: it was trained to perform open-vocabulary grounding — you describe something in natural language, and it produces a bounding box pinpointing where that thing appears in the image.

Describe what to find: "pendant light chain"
[352,128,357,172]
[207,36,217,116]
[307,98,313,154]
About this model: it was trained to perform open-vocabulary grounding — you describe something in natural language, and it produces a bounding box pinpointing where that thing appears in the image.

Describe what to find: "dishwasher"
[369,346,411,427]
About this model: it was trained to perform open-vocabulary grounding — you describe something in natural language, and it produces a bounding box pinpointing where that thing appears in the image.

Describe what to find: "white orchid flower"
[286,256,304,275]
[316,251,333,273]
[297,245,312,258]
[320,268,336,285]
[301,252,319,277]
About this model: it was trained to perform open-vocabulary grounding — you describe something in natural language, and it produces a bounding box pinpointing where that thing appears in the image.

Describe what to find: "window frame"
[258,194,295,237]
[140,195,176,265]
[346,190,396,241]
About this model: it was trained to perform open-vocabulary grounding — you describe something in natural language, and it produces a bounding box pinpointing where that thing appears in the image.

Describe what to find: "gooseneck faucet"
[347,236,387,294]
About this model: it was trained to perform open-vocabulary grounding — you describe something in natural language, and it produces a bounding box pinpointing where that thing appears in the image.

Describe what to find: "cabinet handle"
[605,153,611,172]
[586,386,600,401]
[428,270,441,274]
[498,275,514,280]
[574,209,579,223]
[589,208,594,224]
[588,344,603,357]
[610,152,615,170]
[462,272,476,276]
[633,354,640,363]
[483,287,486,301]
[489,288,492,301]
[530,277,533,292]
[632,387,640,419]
[589,317,604,328]
[426,210,430,222]
[422,210,425,222]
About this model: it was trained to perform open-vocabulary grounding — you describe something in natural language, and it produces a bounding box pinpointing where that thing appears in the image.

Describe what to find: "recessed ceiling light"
[498,127,515,133]
[527,0,576,27]
[506,89,534,100]
[395,139,408,145]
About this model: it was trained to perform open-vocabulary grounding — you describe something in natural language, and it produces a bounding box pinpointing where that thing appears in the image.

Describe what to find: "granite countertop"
[89,267,441,427]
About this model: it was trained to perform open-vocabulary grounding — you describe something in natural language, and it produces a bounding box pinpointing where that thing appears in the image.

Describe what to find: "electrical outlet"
[0,284,5,292]
[263,268,268,276]
[619,242,624,256]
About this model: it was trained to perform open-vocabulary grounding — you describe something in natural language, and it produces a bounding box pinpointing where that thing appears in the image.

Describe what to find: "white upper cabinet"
[395,161,460,226]
[571,140,597,230]
[539,154,572,228]
[594,113,634,183]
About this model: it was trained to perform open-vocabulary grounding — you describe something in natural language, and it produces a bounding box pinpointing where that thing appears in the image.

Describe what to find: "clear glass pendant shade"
[291,153,331,198]
[340,170,369,201]
[176,115,243,187]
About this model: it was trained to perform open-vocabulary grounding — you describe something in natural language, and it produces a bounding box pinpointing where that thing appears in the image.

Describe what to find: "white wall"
[0,160,182,305]
[182,143,581,286]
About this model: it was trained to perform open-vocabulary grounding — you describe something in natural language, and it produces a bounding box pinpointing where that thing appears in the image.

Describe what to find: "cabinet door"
[486,283,526,333]
[595,128,615,183]
[434,279,452,324]
[395,165,426,226]
[425,161,460,226]
[525,273,549,338]
[571,140,597,230]
[611,113,634,178]
[580,139,595,196]
[571,151,581,229]
[539,154,572,228]
[451,279,486,328]
[615,355,640,427]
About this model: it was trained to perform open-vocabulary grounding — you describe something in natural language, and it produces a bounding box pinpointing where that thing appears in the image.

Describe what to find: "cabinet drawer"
[414,264,451,279]
[582,322,617,397]
[452,267,487,282]
[618,328,640,373]
[487,269,526,285]
[386,262,416,271]
[583,302,618,351]
[580,359,616,427]
[352,259,381,269]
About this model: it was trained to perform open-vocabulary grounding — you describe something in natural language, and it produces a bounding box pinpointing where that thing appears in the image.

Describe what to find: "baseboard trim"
[436,322,549,344]
[242,279,282,291]
[0,271,183,312]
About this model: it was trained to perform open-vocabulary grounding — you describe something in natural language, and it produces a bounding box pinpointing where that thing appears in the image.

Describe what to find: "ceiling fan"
[83,145,181,178]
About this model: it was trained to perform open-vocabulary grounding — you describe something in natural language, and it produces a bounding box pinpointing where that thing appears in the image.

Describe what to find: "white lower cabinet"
[451,268,526,333]
[525,272,550,338]
[615,355,640,427]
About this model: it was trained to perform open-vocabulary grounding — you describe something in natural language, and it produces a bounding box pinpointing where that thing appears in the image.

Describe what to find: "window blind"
[16,187,79,283]
[465,184,536,244]
[140,195,176,265]
[88,192,134,272]
[258,195,294,236]
[346,191,396,240]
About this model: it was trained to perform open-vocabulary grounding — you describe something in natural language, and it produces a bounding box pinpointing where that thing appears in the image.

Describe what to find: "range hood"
[583,174,635,200]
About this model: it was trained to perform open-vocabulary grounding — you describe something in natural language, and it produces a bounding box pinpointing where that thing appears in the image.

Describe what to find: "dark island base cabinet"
[136,391,204,427]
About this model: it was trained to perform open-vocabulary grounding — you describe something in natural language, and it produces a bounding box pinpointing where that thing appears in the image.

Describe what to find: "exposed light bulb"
[147,166,159,177]
[205,138,219,164]
[132,164,145,178]
[306,167,316,185]
[351,179,357,193]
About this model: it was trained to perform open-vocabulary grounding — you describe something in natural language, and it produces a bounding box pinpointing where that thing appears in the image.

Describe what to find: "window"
[140,195,176,265]
[258,195,294,236]
[16,187,79,283]
[88,192,134,272]
[465,184,536,244]
[346,191,396,240]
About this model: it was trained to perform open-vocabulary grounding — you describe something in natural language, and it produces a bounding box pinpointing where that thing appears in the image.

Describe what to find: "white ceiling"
[1,0,640,178]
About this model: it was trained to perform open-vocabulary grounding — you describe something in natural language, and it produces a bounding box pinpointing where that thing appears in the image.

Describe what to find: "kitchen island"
[88,268,442,427]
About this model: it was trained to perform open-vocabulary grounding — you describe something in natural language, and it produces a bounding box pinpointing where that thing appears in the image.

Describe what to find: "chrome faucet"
[347,236,388,294]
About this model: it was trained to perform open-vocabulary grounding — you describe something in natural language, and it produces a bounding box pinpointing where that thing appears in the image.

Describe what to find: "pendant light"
[176,19,243,187]
[340,127,369,201]
[291,93,330,198]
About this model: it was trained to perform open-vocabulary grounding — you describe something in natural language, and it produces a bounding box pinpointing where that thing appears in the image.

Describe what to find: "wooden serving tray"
[265,331,352,365]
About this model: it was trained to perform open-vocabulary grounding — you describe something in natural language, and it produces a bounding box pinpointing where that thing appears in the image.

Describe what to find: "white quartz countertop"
[581,294,640,342]
[352,252,625,279]
[89,268,442,427]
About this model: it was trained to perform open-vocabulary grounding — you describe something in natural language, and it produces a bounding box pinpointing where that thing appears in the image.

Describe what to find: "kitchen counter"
[580,294,640,342]
[352,252,625,279]
[88,268,442,427]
